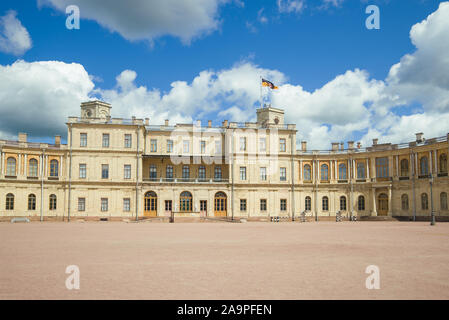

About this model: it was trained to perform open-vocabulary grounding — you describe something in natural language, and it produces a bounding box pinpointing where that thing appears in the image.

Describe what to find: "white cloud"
[39,0,230,44]
[277,0,305,14]
[0,11,32,56]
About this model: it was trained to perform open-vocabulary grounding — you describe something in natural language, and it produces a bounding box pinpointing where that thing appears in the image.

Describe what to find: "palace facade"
[0,100,448,221]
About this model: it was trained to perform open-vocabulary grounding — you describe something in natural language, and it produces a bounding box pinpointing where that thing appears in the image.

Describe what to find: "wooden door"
[214,192,227,217]
[378,193,388,216]
[144,191,157,217]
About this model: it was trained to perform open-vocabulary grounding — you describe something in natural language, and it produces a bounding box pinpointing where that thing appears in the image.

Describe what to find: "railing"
[142,177,229,183]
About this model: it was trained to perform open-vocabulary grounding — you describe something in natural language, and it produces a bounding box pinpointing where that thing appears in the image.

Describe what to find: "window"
[182,166,190,180]
[321,164,329,181]
[240,167,246,180]
[80,133,87,147]
[78,198,86,211]
[198,166,206,181]
[440,154,448,173]
[123,198,130,212]
[303,164,311,181]
[260,199,267,211]
[305,196,311,211]
[183,140,190,153]
[376,157,389,178]
[240,199,247,211]
[400,159,409,177]
[101,164,109,179]
[340,196,347,211]
[420,157,429,176]
[259,138,266,152]
[6,193,14,210]
[280,199,287,211]
[28,194,36,210]
[338,164,347,180]
[49,194,57,210]
[180,191,192,212]
[28,159,38,177]
[102,133,110,148]
[124,164,131,179]
[401,194,409,210]
[421,193,428,210]
[150,139,157,152]
[279,138,286,152]
[214,166,222,180]
[215,140,221,154]
[280,167,287,181]
[200,200,207,211]
[260,167,267,181]
[165,200,172,212]
[6,157,16,176]
[441,192,448,211]
[50,160,59,177]
[166,165,173,180]
[79,164,86,179]
[322,196,329,211]
[167,140,173,153]
[124,134,132,148]
[101,198,108,212]
[357,163,365,179]
[358,196,365,211]
[240,137,246,151]
[200,141,206,154]
[149,165,157,180]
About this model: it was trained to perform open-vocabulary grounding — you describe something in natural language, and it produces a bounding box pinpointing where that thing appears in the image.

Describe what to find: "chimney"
[340,142,344,151]
[348,141,354,150]
[55,135,61,146]
[196,120,201,127]
[301,141,307,151]
[208,120,212,128]
[18,132,27,143]
[223,120,228,127]
[415,132,424,143]
[331,142,339,151]
[165,119,169,126]
[357,142,362,149]
[372,138,378,146]
[145,118,149,125]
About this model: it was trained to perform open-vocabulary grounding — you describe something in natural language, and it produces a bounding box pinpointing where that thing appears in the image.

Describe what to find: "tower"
[80,100,111,119]
[256,106,285,127]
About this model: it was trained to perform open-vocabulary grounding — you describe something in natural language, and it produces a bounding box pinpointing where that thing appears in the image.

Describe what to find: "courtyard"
[1,221,449,300]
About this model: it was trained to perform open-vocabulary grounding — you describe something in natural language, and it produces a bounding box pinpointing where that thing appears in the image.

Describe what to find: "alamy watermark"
[365,265,380,289]
[66,5,80,30]
[65,265,80,290]
[365,5,380,30]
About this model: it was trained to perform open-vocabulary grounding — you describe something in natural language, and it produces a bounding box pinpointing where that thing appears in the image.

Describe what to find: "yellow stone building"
[0,100,448,221]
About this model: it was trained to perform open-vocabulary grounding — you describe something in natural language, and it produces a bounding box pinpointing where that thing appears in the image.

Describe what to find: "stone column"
[388,186,392,216]
[429,151,433,174]
[366,158,370,181]
[372,188,377,216]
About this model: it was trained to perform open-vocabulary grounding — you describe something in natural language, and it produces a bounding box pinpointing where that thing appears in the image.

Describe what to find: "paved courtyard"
[1,221,449,300]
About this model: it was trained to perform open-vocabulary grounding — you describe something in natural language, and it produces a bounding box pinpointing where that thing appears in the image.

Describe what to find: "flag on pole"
[261,78,278,90]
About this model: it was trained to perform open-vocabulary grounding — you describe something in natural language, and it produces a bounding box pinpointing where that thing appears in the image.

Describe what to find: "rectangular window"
[280,167,287,181]
[165,200,172,212]
[259,138,266,152]
[376,157,389,178]
[150,139,157,152]
[200,141,206,154]
[260,167,267,181]
[240,137,246,151]
[260,199,267,211]
[167,140,173,153]
[214,166,222,180]
[240,167,246,180]
[149,165,157,180]
[101,198,108,212]
[240,199,247,211]
[215,140,222,154]
[80,133,87,147]
[183,140,190,153]
[200,200,207,211]
[123,198,130,212]
[198,166,206,181]
[166,165,173,180]
[280,199,287,211]
[124,164,131,179]
[101,164,109,179]
[182,166,190,180]
[79,164,86,179]
[124,134,132,148]
[280,138,286,152]
[102,133,110,148]
[357,163,366,179]
[78,198,86,211]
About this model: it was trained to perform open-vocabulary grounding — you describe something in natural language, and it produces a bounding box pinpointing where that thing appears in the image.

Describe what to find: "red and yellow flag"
[262,78,278,89]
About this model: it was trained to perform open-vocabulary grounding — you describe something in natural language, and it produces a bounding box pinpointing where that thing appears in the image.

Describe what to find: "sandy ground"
[1,221,449,300]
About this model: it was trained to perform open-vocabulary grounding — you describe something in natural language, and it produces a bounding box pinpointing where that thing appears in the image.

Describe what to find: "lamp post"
[430,173,436,226]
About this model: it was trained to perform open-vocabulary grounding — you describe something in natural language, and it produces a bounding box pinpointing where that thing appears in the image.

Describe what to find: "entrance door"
[144,191,157,217]
[200,200,207,217]
[378,193,388,216]
[214,192,227,217]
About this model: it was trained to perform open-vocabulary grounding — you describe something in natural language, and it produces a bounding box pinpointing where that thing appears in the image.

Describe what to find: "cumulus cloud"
[277,0,305,14]
[0,11,32,56]
[38,0,229,44]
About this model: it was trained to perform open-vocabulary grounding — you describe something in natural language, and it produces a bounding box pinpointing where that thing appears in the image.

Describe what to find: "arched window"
[322,196,329,211]
[441,192,448,211]
[440,154,448,173]
[49,194,57,210]
[320,164,329,181]
[28,158,38,177]
[144,191,157,215]
[28,194,36,210]
[357,163,365,179]
[5,193,14,210]
[420,157,429,176]
[401,194,409,210]
[338,164,347,180]
[358,195,365,211]
[400,159,409,177]
[6,157,16,176]
[214,192,227,215]
[340,196,347,211]
[50,160,59,177]
[180,191,193,212]
[303,164,311,181]
[305,196,311,211]
[421,193,428,210]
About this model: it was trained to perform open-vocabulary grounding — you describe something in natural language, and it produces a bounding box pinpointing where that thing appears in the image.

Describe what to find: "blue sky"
[0,0,448,149]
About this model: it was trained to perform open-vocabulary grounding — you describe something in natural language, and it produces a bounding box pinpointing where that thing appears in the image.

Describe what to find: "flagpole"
[260,76,263,109]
